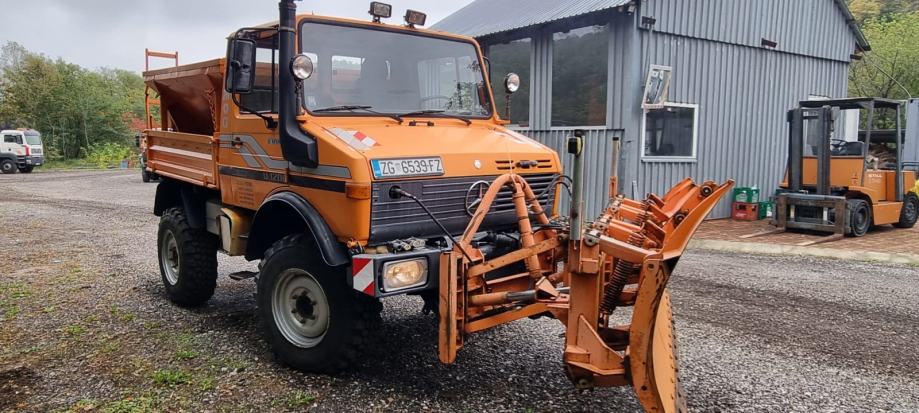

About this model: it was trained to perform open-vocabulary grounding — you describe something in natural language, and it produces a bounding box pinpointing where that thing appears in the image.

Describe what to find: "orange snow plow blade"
[437,137,732,412]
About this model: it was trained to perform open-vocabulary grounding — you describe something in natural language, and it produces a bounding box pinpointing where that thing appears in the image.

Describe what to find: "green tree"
[0,42,145,160]
[849,12,919,100]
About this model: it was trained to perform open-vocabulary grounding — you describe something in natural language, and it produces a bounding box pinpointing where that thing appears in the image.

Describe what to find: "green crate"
[758,201,774,220]
[732,187,760,203]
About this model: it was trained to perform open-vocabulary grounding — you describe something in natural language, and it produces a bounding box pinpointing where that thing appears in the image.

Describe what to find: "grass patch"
[175,350,199,361]
[64,324,86,336]
[101,396,157,413]
[109,305,135,322]
[1,282,32,320]
[152,369,191,386]
[286,390,315,409]
[198,377,216,392]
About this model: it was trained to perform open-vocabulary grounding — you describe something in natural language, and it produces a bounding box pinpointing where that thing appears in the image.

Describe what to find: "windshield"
[25,134,41,145]
[300,22,491,118]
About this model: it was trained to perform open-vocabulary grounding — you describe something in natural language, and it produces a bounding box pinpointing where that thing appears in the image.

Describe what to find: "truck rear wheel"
[157,207,219,306]
[846,199,871,237]
[257,234,381,373]
[142,169,152,182]
[1,159,15,174]
[894,193,919,229]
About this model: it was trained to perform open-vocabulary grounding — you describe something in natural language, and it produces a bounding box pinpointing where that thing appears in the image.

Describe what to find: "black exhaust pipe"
[278,0,318,168]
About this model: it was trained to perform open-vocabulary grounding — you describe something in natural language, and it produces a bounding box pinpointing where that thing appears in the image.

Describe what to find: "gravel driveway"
[1,169,918,412]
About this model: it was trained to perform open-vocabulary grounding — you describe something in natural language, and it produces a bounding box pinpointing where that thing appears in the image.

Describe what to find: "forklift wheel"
[846,199,871,237]
[894,193,919,229]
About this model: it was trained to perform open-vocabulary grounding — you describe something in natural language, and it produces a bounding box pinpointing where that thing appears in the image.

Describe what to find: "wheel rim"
[2,162,11,172]
[271,268,330,348]
[160,230,180,285]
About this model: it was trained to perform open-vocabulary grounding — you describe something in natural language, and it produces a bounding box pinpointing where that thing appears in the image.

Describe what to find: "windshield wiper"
[312,105,403,123]
[398,109,472,126]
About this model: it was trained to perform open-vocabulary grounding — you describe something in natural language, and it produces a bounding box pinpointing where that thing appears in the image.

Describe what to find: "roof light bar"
[404,9,427,27]
[369,2,392,22]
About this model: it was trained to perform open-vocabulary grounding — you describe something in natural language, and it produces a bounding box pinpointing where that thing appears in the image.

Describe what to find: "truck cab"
[143,2,559,372]
[1,129,43,173]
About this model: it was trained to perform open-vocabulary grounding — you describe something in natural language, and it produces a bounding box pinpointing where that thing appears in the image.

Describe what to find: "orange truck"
[142,2,730,411]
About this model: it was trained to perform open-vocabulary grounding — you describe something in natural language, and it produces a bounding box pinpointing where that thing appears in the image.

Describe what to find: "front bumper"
[351,247,444,297]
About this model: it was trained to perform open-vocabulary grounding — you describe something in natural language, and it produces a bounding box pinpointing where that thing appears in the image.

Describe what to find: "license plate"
[371,157,444,179]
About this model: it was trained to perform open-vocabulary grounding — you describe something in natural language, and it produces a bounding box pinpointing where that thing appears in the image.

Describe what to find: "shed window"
[642,104,698,159]
[487,38,531,126]
[551,25,608,127]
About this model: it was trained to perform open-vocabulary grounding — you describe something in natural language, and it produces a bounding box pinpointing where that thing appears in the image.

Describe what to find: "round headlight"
[291,54,314,80]
[504,72,520,94]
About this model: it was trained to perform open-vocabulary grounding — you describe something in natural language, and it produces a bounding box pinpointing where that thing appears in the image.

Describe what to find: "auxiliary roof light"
[404,9,427,27]
[369,2,392,22]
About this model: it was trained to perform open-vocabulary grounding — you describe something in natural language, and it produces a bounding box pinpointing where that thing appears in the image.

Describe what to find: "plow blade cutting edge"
[438,149,733,412]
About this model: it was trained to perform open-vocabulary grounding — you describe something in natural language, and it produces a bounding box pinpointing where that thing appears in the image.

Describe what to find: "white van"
[1,129,43,173]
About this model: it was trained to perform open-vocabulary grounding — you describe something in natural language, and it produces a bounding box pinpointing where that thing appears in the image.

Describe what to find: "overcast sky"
[0,0,473,73]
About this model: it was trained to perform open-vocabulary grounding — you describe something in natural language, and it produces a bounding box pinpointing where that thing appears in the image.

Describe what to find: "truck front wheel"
[18,166,33,173]
[257,234,381,373]
[157,207,219,306]
[1,159,15,174]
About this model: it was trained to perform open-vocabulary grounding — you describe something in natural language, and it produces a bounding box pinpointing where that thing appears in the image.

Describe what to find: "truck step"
[228,271,258,281]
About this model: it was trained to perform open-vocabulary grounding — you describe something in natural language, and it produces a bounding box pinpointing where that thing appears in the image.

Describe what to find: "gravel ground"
[1,169,918,412]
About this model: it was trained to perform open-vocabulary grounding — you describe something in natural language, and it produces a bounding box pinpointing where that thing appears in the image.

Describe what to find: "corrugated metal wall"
[634,14,851,217]
[484,0,858,218]
[640,0,859,62]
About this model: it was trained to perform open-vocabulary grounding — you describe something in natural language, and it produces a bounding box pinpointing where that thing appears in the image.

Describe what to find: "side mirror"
[225,38,257,94]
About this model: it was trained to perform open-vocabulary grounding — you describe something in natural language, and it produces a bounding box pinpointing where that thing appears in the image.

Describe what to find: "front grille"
[495,159,554,170]
[369,173,558,243]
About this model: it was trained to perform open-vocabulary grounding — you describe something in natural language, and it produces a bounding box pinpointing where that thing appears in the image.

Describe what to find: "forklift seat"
[832,141,865,157]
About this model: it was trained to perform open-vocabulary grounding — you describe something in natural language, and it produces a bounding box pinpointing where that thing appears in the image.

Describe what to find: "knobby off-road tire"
[18,166,33,173]
[894,192,919,229]
[257,234,381,373]
[0,159,15,174]
[142,169,152,183]
[846,199,871,237]
[157,207,219,306]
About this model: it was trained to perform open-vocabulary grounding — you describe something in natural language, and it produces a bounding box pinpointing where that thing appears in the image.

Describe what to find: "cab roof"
[240,13,479,44]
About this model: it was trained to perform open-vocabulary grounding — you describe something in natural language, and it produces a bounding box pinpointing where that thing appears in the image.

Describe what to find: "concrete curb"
[688,238,919,266]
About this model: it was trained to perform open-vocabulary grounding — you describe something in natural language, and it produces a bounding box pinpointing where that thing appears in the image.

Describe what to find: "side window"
[3,135,22,144]
[642,104,698,159]
[238,36,279,113]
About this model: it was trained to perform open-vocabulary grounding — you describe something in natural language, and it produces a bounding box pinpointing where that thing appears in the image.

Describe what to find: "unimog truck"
[143,2,730,411]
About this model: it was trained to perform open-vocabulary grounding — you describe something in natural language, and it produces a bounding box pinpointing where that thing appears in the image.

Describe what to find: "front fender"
[245,191,349,267]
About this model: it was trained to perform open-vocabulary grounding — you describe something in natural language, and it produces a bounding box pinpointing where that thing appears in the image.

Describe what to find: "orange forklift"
[775,97,918,243]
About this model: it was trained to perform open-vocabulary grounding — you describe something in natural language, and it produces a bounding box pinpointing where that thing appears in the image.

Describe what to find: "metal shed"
[434,0,869,218]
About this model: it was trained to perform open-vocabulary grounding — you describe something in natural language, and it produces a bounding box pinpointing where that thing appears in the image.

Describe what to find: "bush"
[85,142,134,169]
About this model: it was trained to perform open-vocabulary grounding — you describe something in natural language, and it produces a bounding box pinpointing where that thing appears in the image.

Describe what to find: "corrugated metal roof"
[433,0,869,51]
[432,0,632,38]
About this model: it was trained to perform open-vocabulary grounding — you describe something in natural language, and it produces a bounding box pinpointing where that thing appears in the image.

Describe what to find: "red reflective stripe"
[352,257,371,276]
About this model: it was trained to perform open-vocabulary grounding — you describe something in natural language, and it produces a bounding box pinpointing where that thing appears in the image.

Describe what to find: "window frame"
[640,102,699,163]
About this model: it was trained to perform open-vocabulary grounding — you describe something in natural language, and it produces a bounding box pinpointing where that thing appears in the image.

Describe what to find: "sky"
[0,0,473,73]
